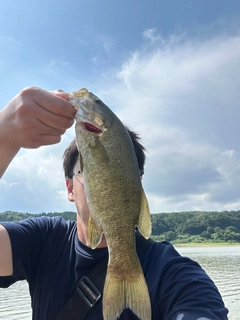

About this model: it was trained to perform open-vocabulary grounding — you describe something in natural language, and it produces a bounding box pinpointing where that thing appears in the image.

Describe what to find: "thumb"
[50,89,70,100]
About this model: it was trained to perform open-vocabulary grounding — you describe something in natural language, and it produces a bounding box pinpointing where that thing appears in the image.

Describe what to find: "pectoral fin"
[79,153,84,173]
[88,216,103,249]
[137,188,151,239]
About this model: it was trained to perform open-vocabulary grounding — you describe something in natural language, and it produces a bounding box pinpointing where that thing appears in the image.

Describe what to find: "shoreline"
[173,242,240,247]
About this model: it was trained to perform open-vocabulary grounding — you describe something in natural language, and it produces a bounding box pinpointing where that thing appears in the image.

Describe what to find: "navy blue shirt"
[0,216,228,320]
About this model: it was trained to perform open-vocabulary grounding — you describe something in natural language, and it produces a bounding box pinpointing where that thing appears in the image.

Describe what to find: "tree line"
[151,210,240,243]
[1,210,240,244]
[0,210,76,222]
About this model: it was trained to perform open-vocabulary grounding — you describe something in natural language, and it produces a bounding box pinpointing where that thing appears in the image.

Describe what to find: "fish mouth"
[81,122,103,134]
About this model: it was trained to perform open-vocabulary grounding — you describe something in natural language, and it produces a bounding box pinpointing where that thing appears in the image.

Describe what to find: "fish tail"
[102,269,151,320]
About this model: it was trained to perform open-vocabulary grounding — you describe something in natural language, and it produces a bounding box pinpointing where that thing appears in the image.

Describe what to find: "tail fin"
[102,269,151,320]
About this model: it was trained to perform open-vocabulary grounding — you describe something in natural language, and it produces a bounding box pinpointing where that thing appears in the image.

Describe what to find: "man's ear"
[66,179,74,202]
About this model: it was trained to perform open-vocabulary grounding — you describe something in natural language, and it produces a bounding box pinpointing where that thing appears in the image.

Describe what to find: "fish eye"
[89,92,102,105]
[94,98,102,105]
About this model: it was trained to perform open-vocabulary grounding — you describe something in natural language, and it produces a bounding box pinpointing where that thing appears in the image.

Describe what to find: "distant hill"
[0,210,76,222]
[1,210,240,244]
[151,210,240,243]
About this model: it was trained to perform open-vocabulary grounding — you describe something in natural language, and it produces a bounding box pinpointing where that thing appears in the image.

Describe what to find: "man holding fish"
[0,87,229,320]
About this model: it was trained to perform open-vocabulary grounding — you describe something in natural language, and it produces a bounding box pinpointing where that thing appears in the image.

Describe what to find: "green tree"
[200,231,211,239]
[164,231,176,241]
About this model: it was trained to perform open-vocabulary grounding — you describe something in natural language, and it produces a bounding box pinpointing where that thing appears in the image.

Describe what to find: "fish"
[68,88,152,320]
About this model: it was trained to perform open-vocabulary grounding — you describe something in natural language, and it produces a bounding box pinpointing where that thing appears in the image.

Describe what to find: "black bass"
[68,88,152,320]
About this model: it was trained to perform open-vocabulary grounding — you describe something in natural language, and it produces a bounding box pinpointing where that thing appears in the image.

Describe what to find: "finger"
[49,89,65,93]
[54,92,71,100]
[24,134,63,149]
[18,113,67,137]
[39,135,62,146]
[17,98,74,131]
[37,120,66,136]
[19,118,67,148]
[21,87,76,118]
[35,106,75,130]
[50,90,70,100]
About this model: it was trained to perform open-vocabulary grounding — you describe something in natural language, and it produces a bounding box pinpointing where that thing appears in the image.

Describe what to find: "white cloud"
[0,130,75,213]
[142,27,186,48]
[96,27,240,212]
[1,26,240,213]
[142,28,161,43]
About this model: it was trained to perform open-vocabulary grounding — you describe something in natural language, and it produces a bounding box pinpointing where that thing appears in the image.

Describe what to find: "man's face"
[66,161,107,247]
[66,162,90,225]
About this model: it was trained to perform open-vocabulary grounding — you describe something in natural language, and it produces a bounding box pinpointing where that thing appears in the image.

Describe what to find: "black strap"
[55,257,108,320]
[55,233,155,320]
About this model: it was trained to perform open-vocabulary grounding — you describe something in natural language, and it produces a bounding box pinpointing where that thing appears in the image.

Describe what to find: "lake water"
[177,245,240,320]
[0,246,239,319]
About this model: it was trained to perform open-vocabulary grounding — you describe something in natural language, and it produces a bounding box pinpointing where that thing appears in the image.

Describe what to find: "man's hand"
[0,86,76,149]
[0,86,76,177]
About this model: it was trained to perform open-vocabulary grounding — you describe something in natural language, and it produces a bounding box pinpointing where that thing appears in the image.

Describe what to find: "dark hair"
[63,127,146,179]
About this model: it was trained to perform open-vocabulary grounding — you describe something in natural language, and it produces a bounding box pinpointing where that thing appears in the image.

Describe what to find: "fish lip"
[75,112,105,135]
[69,96,107,134]
[81,121,103,134]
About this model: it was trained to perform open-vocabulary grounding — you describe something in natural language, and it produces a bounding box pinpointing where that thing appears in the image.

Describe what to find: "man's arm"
[0,141,20,179]
[0,86,76,178]
[0,225,13,276]
[0,86,76,275]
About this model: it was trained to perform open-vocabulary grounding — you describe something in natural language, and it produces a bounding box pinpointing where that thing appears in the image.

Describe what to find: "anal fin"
[137,187,151,239]
[88,216,103,249]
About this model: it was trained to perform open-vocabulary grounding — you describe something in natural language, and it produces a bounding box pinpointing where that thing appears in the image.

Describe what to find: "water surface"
[177,245,240,320]
[0,245,239,319]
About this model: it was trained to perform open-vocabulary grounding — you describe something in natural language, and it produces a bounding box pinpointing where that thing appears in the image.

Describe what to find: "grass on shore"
[151,235,240,246]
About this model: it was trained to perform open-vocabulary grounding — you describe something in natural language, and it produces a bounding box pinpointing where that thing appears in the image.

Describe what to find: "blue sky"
[1,0,240,214]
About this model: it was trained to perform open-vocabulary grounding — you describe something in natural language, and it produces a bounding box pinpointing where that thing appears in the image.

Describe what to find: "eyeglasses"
[70,170,81,179]
[70,169,144,178]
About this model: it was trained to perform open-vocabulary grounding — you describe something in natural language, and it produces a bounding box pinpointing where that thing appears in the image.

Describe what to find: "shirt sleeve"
[159,249,229,319]
[142,242,229,320]
[0,216,67,287]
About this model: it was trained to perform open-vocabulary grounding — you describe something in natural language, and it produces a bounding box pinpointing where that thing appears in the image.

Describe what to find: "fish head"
[68,88,112,136]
